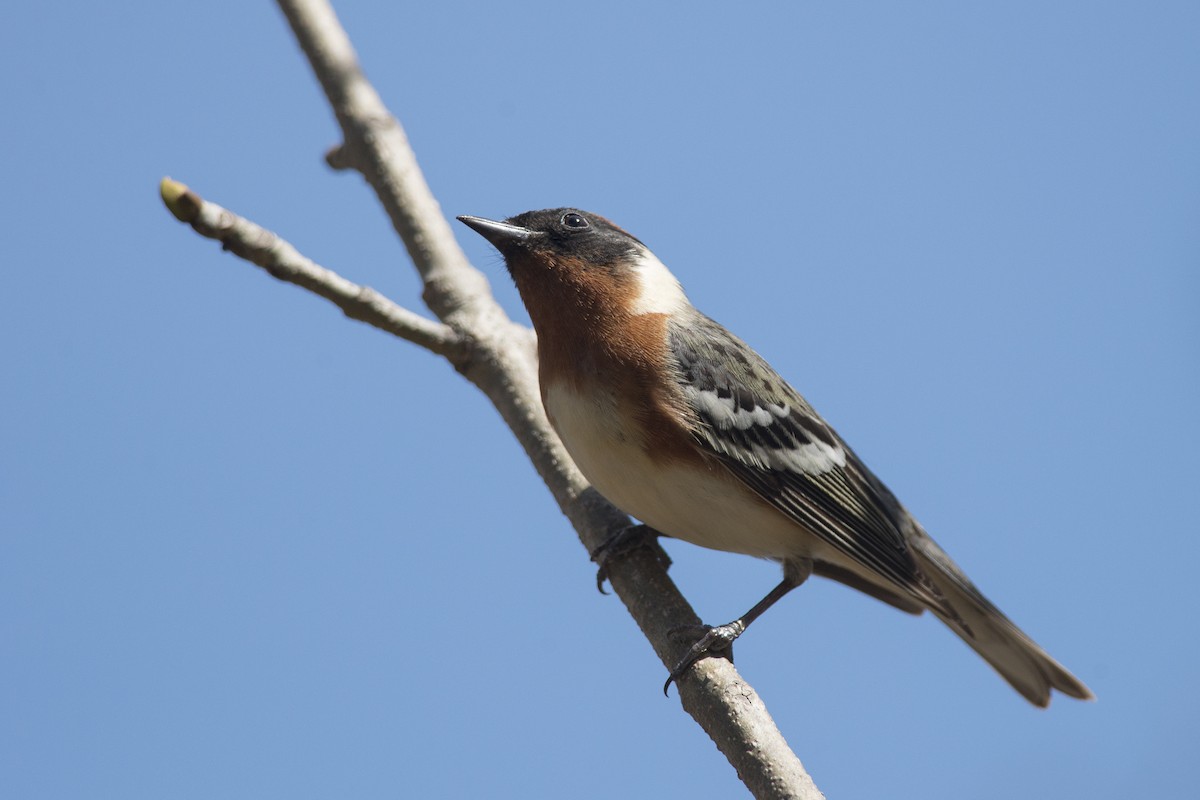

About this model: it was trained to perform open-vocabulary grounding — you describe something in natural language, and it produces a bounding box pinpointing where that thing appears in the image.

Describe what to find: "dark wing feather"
[668,312,949,612]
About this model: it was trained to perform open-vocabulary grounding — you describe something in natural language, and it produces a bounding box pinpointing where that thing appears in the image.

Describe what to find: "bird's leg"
[590,523,672,594]
[664,559,812,695]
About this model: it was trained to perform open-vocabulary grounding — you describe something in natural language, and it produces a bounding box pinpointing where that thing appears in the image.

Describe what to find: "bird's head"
[457,208,689,327]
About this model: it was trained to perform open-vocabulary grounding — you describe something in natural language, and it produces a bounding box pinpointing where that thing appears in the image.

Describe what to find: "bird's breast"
[542,378,813,559]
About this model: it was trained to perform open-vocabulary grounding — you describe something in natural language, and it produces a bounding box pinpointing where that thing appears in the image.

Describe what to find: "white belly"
[544,381,824,560]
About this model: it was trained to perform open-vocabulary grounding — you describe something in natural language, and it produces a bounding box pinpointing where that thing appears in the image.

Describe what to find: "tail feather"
[910,537,1094,707]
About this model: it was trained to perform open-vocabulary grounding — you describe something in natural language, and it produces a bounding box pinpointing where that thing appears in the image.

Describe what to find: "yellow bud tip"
[160,177,200,222]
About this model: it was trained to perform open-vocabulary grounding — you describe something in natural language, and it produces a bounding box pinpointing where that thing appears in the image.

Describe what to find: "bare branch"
[162,1,827,797]
[276,0,486,327]
[159,178,466,363]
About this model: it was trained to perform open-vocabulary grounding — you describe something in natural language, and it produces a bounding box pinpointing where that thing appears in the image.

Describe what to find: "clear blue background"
[3,2,1197,798]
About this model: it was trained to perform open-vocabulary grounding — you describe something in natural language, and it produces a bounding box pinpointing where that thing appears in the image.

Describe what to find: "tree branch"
[162,1,826,797]
[159,177,466,363]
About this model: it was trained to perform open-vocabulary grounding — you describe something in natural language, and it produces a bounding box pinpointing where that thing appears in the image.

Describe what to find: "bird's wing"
[667,313,949,612]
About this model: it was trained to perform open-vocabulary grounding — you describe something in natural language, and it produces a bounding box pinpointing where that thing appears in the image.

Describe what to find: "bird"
[457,208,1093,707]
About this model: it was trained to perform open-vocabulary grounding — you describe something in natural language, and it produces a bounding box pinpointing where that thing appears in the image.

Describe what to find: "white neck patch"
[628,247,690,316]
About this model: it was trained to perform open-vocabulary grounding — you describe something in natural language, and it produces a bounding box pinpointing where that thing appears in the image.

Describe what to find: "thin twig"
[160,178,466,363]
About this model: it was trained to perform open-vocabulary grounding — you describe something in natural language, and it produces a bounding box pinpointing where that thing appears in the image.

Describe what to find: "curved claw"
[594,565,612,596]
[662,622,745,696]
[590,524,671,594]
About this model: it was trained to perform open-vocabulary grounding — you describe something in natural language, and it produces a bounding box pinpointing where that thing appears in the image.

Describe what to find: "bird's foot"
[590,523,671,594]
[663,620,746,695]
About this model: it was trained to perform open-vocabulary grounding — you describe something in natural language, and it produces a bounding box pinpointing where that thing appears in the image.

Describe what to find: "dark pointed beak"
[456,215,538,251]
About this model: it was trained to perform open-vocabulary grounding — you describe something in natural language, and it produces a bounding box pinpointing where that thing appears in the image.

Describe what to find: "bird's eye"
[561,212,590,229]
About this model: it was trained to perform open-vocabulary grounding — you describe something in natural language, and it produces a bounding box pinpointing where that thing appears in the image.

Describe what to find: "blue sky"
[3,2,1197,798]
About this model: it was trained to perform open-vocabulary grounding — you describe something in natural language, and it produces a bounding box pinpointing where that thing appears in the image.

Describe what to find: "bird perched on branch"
[458,208,1092,707]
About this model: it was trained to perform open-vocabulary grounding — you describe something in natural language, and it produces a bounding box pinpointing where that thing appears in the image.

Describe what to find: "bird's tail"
[909,536,1094,707]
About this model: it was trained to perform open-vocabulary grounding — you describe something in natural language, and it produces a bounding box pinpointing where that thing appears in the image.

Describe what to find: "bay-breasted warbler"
[459,208,1092,707]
